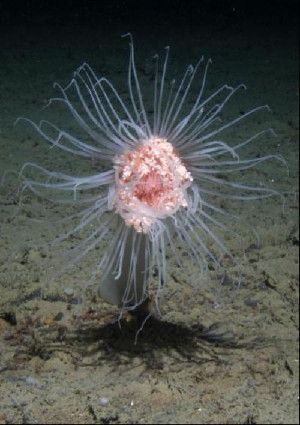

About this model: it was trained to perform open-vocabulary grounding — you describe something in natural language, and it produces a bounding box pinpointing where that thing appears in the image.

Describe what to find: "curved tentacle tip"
[265,104,272,112]
[121,32,133,43]
[14,117,22,127]
[14,116,34,128]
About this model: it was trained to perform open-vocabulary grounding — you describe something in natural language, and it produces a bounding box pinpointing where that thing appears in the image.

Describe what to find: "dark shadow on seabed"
[3,313,276,374]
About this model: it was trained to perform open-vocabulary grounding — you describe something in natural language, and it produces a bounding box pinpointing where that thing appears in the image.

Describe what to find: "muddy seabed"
[0,21,299,425]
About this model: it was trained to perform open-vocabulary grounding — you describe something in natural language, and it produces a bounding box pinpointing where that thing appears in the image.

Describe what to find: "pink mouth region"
[113,138,193,233]
[134,170,165,206]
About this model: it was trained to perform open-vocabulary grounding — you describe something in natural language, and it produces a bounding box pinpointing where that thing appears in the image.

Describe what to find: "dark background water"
[0,0,298,29]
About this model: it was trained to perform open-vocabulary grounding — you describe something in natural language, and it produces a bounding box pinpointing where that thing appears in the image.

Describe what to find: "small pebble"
[244,298,258,308]
[64,287,74,296]
[53,312,64,321]
[25,376,35,385]
[98,397,109,407]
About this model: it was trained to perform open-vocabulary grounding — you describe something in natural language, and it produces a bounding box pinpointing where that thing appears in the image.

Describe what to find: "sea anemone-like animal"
[17,34,283,317]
